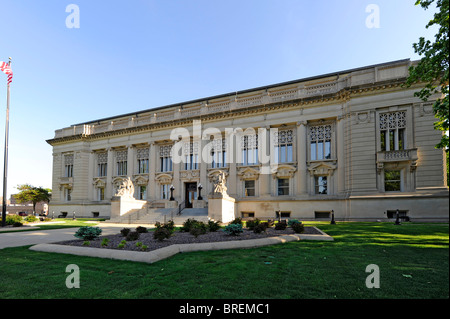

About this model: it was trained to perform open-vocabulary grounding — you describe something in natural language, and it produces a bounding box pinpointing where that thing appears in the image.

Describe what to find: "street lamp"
[198,183,203,200]
[169,185,175,201]
[394,209,401,225]
[330,210,336,224]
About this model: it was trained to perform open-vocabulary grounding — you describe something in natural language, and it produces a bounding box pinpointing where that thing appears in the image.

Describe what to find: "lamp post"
[394,209,401,225]
[331,210,336,224]
[198,183,203,200]
[169,185,175,201]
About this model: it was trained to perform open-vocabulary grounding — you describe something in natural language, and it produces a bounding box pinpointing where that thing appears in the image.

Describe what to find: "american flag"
[0,61,13,85]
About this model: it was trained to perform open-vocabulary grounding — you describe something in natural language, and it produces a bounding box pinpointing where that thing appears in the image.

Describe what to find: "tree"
[405,0,449,151]
[13,184,51,215]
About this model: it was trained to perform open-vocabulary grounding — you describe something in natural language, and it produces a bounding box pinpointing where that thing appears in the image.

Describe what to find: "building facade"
[46,59,449,222]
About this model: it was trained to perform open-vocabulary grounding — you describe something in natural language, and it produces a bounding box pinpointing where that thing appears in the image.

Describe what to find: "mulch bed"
[57,226,322,252]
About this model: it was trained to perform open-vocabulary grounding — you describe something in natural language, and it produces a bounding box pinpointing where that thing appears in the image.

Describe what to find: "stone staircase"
[106,205,209,226]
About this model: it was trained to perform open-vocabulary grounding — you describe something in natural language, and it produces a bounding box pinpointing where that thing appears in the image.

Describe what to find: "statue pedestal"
[193,199,206,208]
[208,194,236,223]
[165,200,178,209]
[111,196,147,219]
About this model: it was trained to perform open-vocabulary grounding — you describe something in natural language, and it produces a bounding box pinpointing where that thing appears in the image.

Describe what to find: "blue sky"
[0,0,438,197]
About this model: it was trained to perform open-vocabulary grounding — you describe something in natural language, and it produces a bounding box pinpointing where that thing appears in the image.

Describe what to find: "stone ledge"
[29,227,333,264]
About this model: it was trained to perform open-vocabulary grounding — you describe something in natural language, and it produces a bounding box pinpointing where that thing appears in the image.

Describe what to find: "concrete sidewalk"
[0,223,131,249]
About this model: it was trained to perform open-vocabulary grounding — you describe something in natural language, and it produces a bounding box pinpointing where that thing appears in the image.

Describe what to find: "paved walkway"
[0,223,148,249]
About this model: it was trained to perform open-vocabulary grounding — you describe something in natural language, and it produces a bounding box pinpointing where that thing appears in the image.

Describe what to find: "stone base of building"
[48,190,448,223]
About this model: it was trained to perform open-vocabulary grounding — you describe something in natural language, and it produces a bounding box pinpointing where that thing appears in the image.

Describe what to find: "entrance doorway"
[185,182,197,208]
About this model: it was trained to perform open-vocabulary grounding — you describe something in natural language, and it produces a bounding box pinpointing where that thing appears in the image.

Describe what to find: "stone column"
[336,116,345,194]
[149,142,157,200]
[296,121,308,195]
[127,145,135,178]
[87,151,95,201]
[259,126,271,197]
[106,147,114,199]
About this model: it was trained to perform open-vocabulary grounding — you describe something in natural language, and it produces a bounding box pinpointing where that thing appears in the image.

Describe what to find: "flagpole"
[1,58,11,227]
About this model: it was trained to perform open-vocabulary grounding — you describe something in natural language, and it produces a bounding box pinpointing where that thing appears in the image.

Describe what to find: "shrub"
[126,231,140,241]
[207,220,221,232]
[120,228,131,237]
[246,219,261,230]
[12,221,23,227]
[74,226,102,240]
[135,226,148,233]
[4,215,23,225]
[155,220,175,234]
[275,220,287,230]
[180,218,200,232]
[224,223,243,236]
[153,228,172,241]
[82,241,90,246]
[288,219,301,226]
[253,223,267,234]
[229,217,242,225]
[190,222,208,237]
[24,215,38,223]
[292,222,305,234]
[101,238,110,247]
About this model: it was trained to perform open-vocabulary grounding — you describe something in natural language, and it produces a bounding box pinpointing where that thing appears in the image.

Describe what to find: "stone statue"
[115,177,135,198]
[213,171,228,195]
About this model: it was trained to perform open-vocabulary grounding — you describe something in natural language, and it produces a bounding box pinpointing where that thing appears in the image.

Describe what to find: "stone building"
[46,59,449,223]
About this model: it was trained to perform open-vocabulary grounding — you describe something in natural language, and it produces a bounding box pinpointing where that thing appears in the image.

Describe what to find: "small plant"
[135,226,148,233]
[155,220,175,234]
[190,223,207,238]
[229,217,242,225]
[180,218,199,232]
[292,222,305,234]
[74,226,102,240]
[117,240,126,249]
[126,231,140,241]
[275,220,287,230]
[135,242,142,247]
[120,228,131,237]
[288,219,300,226]
[224,223,243,236]
[24,215,38,223]
[101,238,110,247]
[141,245,148,251]
[82,241,90,246]
[246,219,261,230]
[253,223,267,234]
[153,228,172,241]
[207,220,221,232]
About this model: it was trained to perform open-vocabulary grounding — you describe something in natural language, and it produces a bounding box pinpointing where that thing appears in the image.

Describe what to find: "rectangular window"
[315,176,328,194]
[277,178,289,196]
[160,145,173,172]
[384,170,401,192]
[244,180,256,197]
[115,150,127,176]
[379,111,406,151]
[241,212,255,218]
[97,188,105,201]
[117,161,127,176]
[138,159,149,174]
[241,134,258,165]
[309,125,332,160]
[138,186,147,200]
[64,154,74,177]
[161,184,170,200]
[97,152,108,177]
[315,211,330,219]
[65,188,72,202]
[184,142,199,170]
[274,129,294,163]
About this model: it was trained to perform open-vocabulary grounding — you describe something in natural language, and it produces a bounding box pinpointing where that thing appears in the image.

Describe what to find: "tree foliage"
[405,0,449,150]
[13,184,51,213]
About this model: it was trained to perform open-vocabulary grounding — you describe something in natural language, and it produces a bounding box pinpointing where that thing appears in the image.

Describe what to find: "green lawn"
[0,222,447,299]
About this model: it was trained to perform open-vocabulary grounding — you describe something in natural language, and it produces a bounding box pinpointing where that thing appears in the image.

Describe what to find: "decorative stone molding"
[180,170,200,181]
[155,173,173,184]
[93,177,106,188]
[58,177,73,190]
[376,149,418,174]
[271,164,297,179]
[207,169,229,182]
[307,162,336,176]
[133,174,149,186]
[237,166,260,181]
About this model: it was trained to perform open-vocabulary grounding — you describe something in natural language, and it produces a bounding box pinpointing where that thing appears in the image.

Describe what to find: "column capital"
[296,120,307,127]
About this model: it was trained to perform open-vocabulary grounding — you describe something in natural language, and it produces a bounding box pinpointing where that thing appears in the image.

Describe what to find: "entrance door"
[185,182,197,208]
